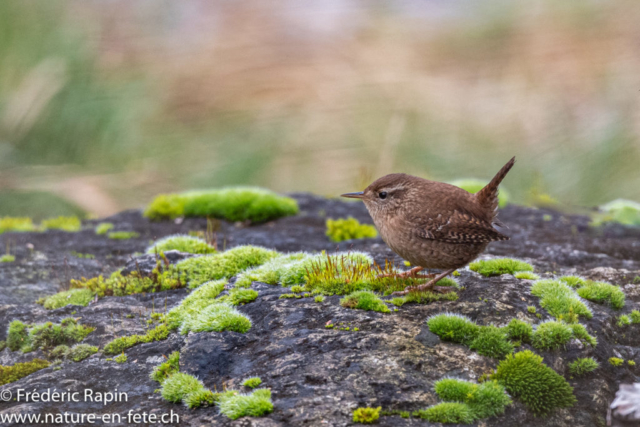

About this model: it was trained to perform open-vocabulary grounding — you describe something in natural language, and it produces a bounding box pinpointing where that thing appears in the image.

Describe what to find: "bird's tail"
[475,156,516,221]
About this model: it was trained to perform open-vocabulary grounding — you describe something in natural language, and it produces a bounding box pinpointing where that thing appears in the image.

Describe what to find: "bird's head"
[341,173,417,221]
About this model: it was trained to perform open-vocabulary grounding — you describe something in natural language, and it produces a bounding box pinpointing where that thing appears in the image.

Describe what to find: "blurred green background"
[1,0,639,218]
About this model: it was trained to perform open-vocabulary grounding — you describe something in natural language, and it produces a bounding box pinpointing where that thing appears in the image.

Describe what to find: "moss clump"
[184,389,218,409]
[631,310,640,324]
[514,271,540,280]
[469,258,533,277]
[0,359,50,385]
[0,217,37,233]
[228,288,258,305]
[107,231,139,240]
[0,254,15,262]
[391,289,459,306]
[427,313,480,344]
[41,216,81,232]
[617,315,631,327]
[234,252,310,288]
[242,377,262,389]
[217,388,274,420]
[48,345,70,359]
[144,187,299,223]
[7,320,30,351]
[492,350,576,415]
[176,245,279,288]
[450,179,509,207]
[26,318,94,351]
[558,276,587,288]
[592,199,640,227]
[103,324,170,355]
[340,291,390,313]
[531,320,596,350]
[95,222,114,235]
[414,402,475,424]
[352,406,381,424]
[166,280,226,330]
[326,217,377,242]
[147,234,216,255]
[66,344,98,362]
[161,372,205,403]
[114,353,127,363]
[527,306,537,314]
[569,357,599,376]
[530,279,592,320]
[179,304,252,334]
[469,326,514,359]
[315,295,325,303]
[609,357,624,366]
[40,288,95,310]
[505,319,533,343]
[575,281,625,310]
[150,351,180,383]
[433,378,511,420]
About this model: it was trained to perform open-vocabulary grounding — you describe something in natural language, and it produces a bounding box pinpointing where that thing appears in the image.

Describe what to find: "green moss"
[340,291,390,313]
[352,406,381,424]
[177,245,279,288]
[0,254,15,262]
[0,340,5,352]
[114,353,127,363]
[450,179,509,208]
[217,388,274,420]
[70,251,95,259]
[569,357,599,376]
[617,315,631,327]
[228,288,258,305]
[531,320,596,350]
[41,288,95,310]
[514,271,540,280]
[49,345,69,359]
[161,372,205,403]
[427,313,480,344]
[235,252,310,287]
[592,199,640,227]
[242,377,262,389]
[70,266,182,298]
[7,320,30,351]
[558,276,587,288]
[66,344,98,362]
[0,216,37,233]
[103,324,170,355]
[609,357,624,366]
[184,389,218,409]
[527,306,537,314]
[492,350,576,415]
[147,234,216,255]
[0,358,50,385]
[576,281,625,310]
[95,222,114,235]
[469,326,514,359]
[28,319,94,351]
[166,280,226,329]
[505,319,533,343]
[290,285,304,293]
[530,279,592,320]
[325,217,377,242]
[107,231,139,240]
[179,304,251,334]
[41,216,81,232]
[631,310,640,324]
[314,295,325,303]
[469,258,533,277]
[433,378,511,420]
[414,402,475,424]
[144,187,299,223]
[150,351,180,383]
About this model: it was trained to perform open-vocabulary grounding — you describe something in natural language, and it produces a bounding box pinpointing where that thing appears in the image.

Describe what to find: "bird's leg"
[391,268,457,296]
[378,266,424,278]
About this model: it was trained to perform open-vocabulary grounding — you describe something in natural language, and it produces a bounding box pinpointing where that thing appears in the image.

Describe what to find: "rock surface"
[0,194,639,426]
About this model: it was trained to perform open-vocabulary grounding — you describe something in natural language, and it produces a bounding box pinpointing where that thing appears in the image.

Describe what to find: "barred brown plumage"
[341,156,515,295]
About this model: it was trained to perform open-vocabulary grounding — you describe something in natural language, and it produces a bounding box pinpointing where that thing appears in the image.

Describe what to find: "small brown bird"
[341,157,515,295]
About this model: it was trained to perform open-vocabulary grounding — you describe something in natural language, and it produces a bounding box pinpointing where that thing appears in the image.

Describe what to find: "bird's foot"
[390,268,457,295]
[378,266,431,279]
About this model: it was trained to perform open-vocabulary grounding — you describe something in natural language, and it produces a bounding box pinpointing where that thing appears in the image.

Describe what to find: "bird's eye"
[379,191,387,199]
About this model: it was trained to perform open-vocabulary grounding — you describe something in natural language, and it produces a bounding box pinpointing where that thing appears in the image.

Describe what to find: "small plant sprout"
[325,217,377,242]
[527,306,536,314]
[352,406,381,424]
[468,258,533,277]
[242,377,262,389]
[609,357,624,367]
[114,352,127,363]
[569,357,599,376]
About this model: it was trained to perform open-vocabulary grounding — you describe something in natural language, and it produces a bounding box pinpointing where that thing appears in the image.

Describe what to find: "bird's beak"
[341,191,365,199]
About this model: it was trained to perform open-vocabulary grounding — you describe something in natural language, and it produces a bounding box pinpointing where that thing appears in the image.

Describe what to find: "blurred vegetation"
[0,0,638,217]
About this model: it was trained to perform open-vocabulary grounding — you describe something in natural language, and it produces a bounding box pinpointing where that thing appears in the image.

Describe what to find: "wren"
[341,157,515,295]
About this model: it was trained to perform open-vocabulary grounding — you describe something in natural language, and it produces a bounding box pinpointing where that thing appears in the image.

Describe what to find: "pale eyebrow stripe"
[381,185,406,193]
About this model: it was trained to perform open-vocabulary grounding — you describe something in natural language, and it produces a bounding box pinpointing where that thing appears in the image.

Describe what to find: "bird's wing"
[414,209,509,244]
